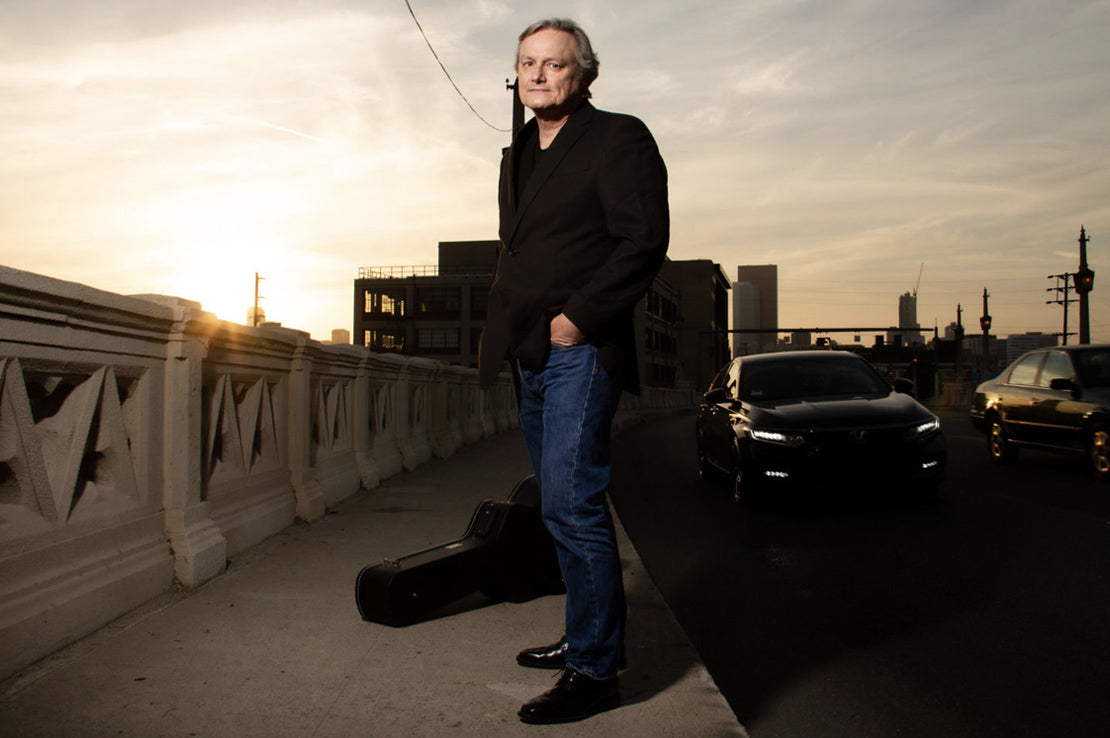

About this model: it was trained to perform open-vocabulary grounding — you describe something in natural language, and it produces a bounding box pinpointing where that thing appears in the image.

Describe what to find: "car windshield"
[739,357,891,402]
[1073,348,1110,388]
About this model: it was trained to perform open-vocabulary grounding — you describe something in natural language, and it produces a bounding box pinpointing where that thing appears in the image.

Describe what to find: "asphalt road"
[610,410,1110,738]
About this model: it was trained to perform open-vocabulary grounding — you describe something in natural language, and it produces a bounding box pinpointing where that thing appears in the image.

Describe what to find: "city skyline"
[1,0,1107,343]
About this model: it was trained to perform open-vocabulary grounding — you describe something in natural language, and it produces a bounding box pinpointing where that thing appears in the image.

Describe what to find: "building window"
[365,330,405,351]
[416,286,461,316]
[471,288,488,319]
[364,290,405,317]
[645,363,676,388]
[645,328,677,355]
[417,328,459,352]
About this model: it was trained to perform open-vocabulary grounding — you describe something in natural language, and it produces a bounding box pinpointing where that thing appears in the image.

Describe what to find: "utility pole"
[253,272,265,327]
[955,303,964,394]
[979,288,992,378]
[505,77,525,144]
[1046,272,1075,345]
[1075,226,1095,345]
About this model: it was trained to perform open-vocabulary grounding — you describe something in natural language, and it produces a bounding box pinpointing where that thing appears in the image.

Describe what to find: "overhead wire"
[403,0,510,133]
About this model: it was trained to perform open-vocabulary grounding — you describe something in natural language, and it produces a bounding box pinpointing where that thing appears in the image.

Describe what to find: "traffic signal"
[1075,267,1095,294]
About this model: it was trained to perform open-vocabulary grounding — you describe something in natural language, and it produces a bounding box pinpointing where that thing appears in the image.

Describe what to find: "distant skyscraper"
[889,291,924,347]
[733,265,777,356]
[899,292,915,328]
[1005,332,1057,363]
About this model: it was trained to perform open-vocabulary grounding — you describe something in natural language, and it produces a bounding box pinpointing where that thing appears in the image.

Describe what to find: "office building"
[641,275,681,388]
[325,329,350,345]
[352,244,731,390]
[659,260,731,389]
[1005,332,1057,363]
[354,241,498,368]
[733,265,778,356]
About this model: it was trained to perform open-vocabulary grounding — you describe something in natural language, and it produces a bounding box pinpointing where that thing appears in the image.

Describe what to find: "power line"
[403,0,509,132]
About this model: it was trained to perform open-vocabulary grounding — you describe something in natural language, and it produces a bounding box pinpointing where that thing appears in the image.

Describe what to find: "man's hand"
[550,313,585,346]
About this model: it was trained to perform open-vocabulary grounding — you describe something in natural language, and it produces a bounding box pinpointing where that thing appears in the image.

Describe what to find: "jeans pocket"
[547,342,594,372]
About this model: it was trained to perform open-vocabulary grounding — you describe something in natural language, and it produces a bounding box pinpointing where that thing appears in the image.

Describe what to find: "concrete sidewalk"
[0,427,744,737]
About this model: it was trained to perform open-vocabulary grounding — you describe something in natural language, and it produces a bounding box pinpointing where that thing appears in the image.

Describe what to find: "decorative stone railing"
[0,265,693,679]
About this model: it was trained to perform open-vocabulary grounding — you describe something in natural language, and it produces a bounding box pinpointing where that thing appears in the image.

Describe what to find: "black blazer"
[478,102,669,393]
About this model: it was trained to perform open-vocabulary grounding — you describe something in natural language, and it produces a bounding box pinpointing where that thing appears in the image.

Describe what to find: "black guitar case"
[355,475,565,626]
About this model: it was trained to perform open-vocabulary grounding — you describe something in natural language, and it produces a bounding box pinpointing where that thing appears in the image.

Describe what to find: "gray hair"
[516,18,599,98]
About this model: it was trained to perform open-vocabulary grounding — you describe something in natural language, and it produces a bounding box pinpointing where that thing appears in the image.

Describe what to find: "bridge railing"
[0,265,692,679]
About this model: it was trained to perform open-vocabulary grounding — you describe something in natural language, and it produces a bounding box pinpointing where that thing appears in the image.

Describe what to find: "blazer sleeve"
[560,116,669,340]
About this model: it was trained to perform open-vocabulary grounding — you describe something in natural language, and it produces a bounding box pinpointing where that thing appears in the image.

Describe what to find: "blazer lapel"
[504,102,596,249]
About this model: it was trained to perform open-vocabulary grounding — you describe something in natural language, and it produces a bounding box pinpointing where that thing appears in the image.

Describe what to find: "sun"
[147,182,298,326]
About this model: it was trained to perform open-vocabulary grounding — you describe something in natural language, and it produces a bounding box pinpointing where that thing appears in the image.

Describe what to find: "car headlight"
[909,417,941,438]
[749,428,806,447]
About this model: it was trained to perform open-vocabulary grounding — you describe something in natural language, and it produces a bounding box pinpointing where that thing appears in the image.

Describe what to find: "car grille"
[811,425,908,447]
[807,425,922,475]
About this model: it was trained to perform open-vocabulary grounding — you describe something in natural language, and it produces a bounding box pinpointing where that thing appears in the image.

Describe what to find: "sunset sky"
[2,0,1107,344]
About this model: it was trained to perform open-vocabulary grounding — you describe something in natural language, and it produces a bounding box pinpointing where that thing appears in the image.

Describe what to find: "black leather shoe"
[518,668,620,724]
[516,636,568,669]
[516,636,628,671]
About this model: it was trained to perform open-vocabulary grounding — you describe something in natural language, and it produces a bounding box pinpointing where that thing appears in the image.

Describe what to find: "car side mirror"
[893,377,916,398]
[703,387,730,405]
[1049,377,1080,395]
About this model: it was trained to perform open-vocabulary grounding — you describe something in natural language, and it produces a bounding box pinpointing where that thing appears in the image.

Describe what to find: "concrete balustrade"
[0,264,694,681]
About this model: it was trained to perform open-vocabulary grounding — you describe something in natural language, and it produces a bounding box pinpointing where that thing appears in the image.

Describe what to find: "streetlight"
[979,288,991,378]
[1075,226,1095,345]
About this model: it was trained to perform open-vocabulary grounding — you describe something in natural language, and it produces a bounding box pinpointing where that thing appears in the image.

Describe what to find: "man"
[478,18,669,725]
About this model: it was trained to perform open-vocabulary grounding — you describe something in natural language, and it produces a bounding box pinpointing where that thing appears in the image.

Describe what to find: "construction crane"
[913,262,924,298]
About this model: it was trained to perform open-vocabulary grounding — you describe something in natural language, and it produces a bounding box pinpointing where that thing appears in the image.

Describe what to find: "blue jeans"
[517,344,626,680]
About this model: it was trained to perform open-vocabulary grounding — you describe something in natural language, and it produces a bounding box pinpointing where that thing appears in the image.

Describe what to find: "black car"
[969,344,1110,479]
[696,350,946,502]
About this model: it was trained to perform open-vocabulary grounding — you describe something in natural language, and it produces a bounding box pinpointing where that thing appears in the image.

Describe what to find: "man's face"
[516,28,583,116]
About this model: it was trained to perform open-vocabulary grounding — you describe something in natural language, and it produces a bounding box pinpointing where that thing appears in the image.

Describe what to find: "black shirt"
[516,130,548,202]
